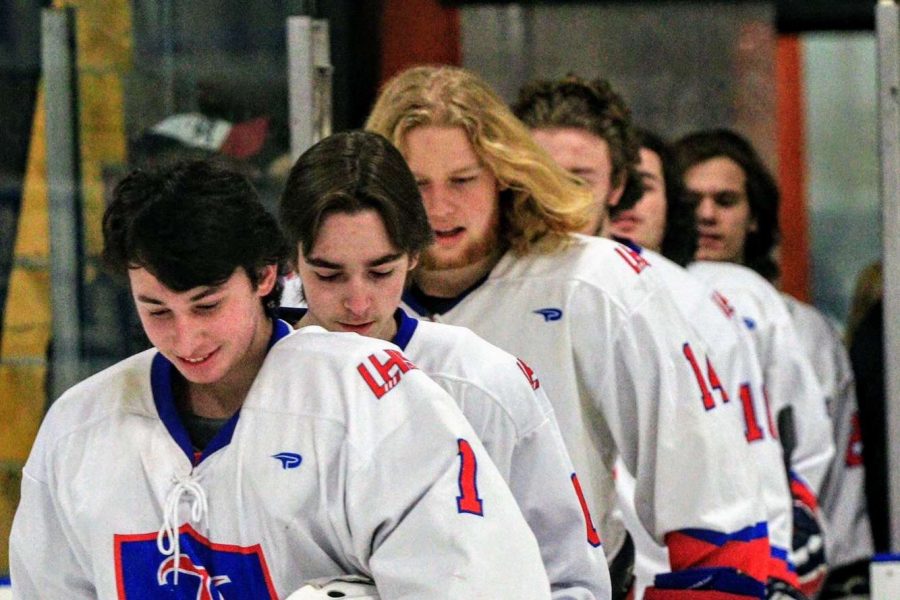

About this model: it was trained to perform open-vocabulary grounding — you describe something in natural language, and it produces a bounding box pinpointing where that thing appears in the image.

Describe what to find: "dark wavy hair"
[102,160,290,316]
[674,128,780,280]
[634,129,697,267]
[279,130,434,262]
[513,74,640,210]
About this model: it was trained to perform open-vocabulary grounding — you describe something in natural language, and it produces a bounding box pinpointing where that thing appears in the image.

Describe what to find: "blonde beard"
[418,229,501,271]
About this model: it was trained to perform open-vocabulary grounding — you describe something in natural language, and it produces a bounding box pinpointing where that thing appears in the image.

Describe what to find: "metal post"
[286,16,332,160]
[877,0,900,552]
[41,7,84,402]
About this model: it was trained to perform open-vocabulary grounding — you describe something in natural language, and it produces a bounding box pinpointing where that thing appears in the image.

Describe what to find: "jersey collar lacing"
[156,475,209,584]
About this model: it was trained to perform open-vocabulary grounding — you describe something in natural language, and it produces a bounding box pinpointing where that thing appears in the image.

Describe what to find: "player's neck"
[414,251,502,299]
[178,316,272,419]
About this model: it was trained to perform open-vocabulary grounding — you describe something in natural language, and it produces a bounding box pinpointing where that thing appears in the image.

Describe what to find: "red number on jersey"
[739,383,765,442]
[357,349,417,399]
[683,343,729,410]
[571,473,602,547]
[845,412,864,467]
[456,439,484,516]
[762,386,778,439]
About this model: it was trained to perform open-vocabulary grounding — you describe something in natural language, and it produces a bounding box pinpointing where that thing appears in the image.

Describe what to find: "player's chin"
[695,246,728,262]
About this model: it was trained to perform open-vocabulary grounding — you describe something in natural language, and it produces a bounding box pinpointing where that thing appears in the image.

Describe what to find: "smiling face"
[610,147,668,251]
[402,126,502,274]
[296,209,415,342]
[130,265,275,399]
[683,156,756,264]
[530,127,623,236]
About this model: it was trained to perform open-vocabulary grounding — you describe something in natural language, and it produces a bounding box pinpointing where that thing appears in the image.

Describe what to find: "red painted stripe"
[775,35,810,301]
[667,531,770,584]
[380,0,461,85]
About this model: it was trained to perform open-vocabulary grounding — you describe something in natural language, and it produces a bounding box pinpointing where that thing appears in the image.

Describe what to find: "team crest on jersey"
[357,348,418,399]
[614,245,650,274]
[533,308,562,322]
[114,524,277,599]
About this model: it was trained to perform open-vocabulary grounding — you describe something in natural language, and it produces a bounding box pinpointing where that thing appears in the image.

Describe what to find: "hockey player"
[674,129,837,598]
[513,80,796,598]
[366,65,769,600]
[9,160,552,598]
[782,295,873,599]
[278,129,612,600]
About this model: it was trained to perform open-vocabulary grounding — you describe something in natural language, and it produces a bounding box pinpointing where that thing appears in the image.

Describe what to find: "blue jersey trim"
[653,567,766,597]
[613,235,644,254]
[0,576,10,586]
[151,353,195,463]
[677,521,769,546]
[392,308,419,351]
[151,318,290,465]
[276,306,305,326]
[873,553,900,562]
[402,272,490,318]
[270,318,292,347]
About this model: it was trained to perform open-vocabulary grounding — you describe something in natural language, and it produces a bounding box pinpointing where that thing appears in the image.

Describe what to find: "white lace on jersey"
[156,475,209,583]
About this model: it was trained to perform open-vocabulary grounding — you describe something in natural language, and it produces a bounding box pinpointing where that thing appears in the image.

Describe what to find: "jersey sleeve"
[571,279,768,598]
[429,371,611,600]
[765,309,835,498]
[507,389,612,600]
[10,450,96,598]
[801,309,873,568]
[339,365,552,599]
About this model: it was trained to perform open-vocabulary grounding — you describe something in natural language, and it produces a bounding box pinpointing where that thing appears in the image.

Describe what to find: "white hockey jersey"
[403,235,769,597]
[282,307,612,600]
[687,261,835,501]
[615,246,794,595]
[10,321,552,599]
[782,294,873,569]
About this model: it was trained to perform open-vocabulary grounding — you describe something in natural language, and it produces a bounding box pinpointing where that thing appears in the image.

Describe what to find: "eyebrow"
[639,170,663,181]
[135,285,222,305]
[306,252,405,269]
[414,164,482,179]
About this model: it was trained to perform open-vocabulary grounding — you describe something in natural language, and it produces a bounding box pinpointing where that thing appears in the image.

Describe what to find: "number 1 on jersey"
[456,439,484,516]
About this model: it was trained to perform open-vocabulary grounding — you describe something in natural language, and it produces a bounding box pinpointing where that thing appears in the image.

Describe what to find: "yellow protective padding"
[0,1,133,576]
[0,461,22,580]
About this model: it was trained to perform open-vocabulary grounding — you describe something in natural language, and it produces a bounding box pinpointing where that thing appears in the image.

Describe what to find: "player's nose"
[422,184,454,219]
[695,195,717,222]
[170,314,204,355]
[343,282,372,316]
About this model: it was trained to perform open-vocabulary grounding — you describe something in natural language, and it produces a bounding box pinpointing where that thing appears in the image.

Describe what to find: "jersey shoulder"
[255,327,459,442]
[408,320,552,428]
[46,348,158,430]
[687,260,788,323]
[26,348,158,476]
[503,235,672,310]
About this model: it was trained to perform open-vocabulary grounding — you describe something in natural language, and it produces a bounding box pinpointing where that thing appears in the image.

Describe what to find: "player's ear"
[607,179,626,209]
[256,264,278,296]
[748,215,758,233]
[407,252,419,272]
